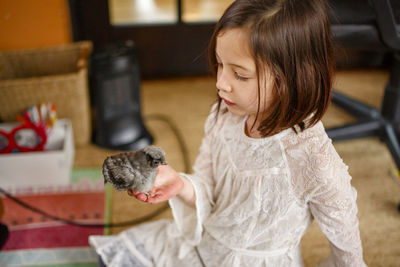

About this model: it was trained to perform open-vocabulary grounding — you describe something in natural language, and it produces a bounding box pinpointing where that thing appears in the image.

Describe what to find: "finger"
[136,193,148,202]
[127,190,140,196]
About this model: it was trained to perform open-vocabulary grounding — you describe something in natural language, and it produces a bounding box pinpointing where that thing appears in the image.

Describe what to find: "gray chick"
[102,145,167,195]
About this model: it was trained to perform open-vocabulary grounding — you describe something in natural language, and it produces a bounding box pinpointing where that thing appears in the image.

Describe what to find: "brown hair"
[209,0,335,136]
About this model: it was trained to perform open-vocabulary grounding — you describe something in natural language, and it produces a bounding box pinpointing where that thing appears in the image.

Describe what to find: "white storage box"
[0,119,74,189]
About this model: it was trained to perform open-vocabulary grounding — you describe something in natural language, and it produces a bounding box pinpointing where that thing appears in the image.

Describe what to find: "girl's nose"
[216,70,232,92]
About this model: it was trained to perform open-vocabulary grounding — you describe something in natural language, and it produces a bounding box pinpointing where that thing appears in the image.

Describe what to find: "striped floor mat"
[0,168,110,267]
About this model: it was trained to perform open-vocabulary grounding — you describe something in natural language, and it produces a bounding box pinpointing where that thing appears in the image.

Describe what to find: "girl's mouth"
[222,98,235,106]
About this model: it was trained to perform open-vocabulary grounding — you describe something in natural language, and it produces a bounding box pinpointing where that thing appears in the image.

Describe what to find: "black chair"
[327,0,400,172]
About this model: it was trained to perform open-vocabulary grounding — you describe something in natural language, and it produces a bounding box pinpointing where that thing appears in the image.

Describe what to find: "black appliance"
[90,41,153,150]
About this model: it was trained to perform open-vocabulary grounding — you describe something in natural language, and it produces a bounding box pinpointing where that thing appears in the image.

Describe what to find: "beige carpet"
[75,69,400,266]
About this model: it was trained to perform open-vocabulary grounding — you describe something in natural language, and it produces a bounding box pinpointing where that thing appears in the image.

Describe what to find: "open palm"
[128,164,184,204]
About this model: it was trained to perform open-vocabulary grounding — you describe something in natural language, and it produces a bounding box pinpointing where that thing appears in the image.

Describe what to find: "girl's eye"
[234,72,248,81]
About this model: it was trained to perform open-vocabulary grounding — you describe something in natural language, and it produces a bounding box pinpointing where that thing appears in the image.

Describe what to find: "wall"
[0,0,72,50]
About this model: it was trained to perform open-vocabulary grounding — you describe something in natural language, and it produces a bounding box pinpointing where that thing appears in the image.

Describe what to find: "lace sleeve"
[283,124,367,266]
[308,144,367,267]
[168,103,217,257]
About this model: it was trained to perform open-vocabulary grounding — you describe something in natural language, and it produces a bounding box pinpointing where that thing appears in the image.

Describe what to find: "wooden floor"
[108,0,234,25]
[75,69,400,266]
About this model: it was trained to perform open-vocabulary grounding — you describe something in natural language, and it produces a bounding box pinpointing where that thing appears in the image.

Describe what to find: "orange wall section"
[0,0,72,50]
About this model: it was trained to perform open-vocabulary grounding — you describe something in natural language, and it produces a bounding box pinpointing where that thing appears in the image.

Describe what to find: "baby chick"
[102,145,167,196]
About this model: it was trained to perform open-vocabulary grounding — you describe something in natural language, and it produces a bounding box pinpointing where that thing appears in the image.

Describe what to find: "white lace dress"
[89,103,367,267]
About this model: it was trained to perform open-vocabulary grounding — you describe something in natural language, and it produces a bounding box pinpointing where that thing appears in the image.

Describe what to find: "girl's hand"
[127,164,184,204]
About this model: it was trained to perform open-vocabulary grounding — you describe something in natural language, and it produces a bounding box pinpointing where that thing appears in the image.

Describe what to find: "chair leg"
[326,119,381,141]
[332,91,380,119]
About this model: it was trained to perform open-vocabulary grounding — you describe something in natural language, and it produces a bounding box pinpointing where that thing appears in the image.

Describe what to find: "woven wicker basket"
[0,41,92,146]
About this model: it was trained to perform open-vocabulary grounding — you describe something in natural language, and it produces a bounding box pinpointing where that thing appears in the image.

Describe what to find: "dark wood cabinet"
[68,0,217,78]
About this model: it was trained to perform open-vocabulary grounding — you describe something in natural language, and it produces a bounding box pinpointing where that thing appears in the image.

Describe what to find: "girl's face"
[215,27,274,130]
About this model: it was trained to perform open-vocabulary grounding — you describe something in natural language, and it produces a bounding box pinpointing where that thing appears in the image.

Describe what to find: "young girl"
[90,0,367,266]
